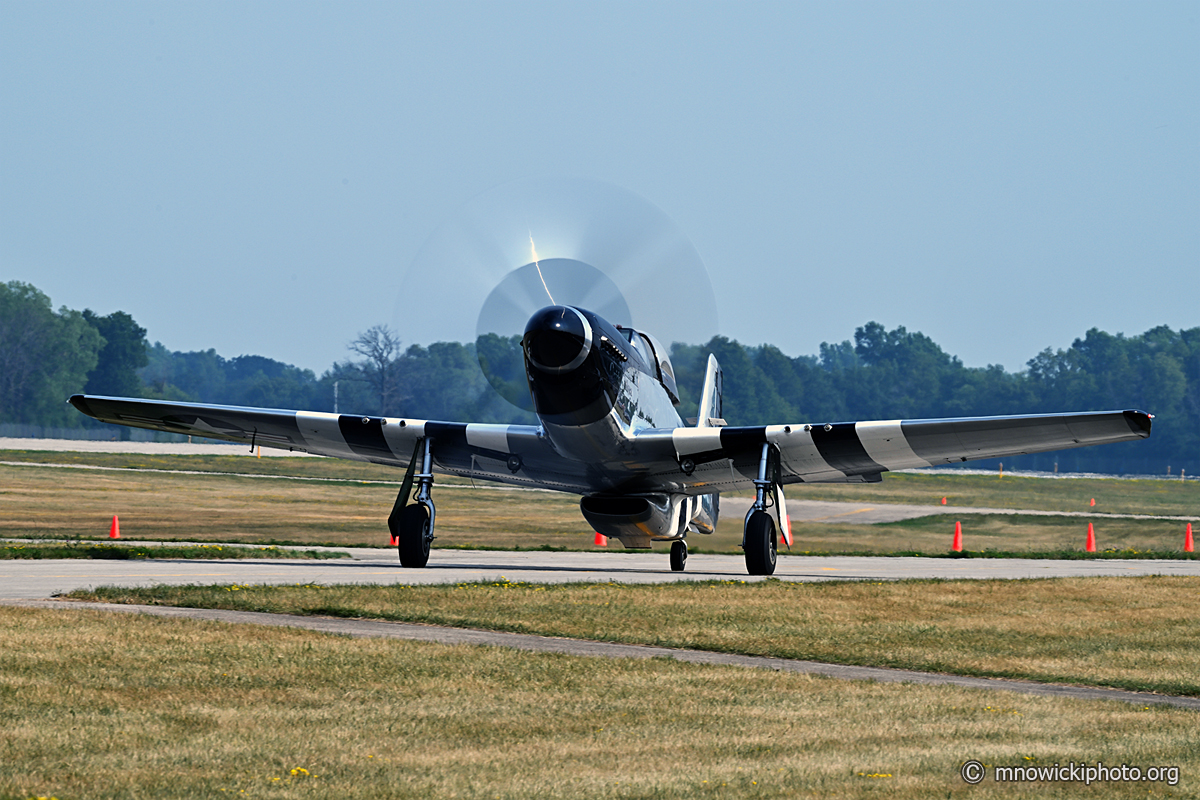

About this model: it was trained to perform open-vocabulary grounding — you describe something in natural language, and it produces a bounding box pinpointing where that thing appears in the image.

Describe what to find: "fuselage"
[522,305,712,546]
[523,305,682,463]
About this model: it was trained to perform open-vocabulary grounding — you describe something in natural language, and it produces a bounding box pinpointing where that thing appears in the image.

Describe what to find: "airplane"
[69,303,1153,575]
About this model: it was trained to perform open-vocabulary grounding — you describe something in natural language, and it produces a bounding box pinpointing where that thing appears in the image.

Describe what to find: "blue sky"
[2,1,1196,374]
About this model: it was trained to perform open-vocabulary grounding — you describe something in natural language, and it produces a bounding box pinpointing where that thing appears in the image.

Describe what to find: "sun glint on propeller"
[394,177,718,411]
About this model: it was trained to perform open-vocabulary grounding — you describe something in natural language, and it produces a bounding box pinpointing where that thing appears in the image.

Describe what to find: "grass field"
[7,450,1199,798]
[0,448,465,482]
[70,575,1200,697]
[0,457,584,549]
[2,450,1197,555]
[2,604,1195,800]
[4,448,1198,513]
[789,470,1199,517]
[810,513,1198,559]
[0,542,348,560]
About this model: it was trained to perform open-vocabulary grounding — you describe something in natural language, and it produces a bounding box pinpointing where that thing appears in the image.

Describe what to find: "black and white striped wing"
[68,395,591,492]
[669,410,1152,487]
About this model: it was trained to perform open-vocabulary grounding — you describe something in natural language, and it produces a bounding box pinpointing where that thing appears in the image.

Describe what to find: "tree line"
[1,279,1195,474]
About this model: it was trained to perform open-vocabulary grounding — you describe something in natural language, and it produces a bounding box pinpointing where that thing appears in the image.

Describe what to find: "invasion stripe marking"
[718,426,768,456]
[766,425,847,482]
[671,427,723,457]
[466,424,512,454]
[855,420,932,470]
[295,411,357,460]
[424,421,469,444]
[337,415,396,462]
[808,423,885,476]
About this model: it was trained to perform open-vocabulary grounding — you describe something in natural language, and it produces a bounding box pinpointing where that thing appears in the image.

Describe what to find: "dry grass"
[0,448,457,482]
[8,449,1198,516]
[0,461,586,548]
[1,604,1195,800]
[763,470,1200,517]
[764,514,1199,557]
[73,575,1200,697]
[3,452,1196,555]
[0,542,347,560]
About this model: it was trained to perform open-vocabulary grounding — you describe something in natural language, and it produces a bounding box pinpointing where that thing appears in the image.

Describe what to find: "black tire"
[744,510,777,576]
[670,540,688,572]
[397,503,432,568]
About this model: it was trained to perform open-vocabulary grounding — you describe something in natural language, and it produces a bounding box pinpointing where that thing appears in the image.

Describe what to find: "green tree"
[0,281,102,424]
[83,310,148,397]
[225,355,318,409]
[852,321,961,418]
[475,333,531,414]
[138,341,194,401]
[699,336,791,425]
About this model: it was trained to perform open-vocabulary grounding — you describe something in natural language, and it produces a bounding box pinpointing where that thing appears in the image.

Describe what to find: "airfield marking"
[6,598,1198,712]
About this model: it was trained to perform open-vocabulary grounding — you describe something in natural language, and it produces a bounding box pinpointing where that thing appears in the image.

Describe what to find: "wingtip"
[1123,409,1152,437]
[67,394,93,417]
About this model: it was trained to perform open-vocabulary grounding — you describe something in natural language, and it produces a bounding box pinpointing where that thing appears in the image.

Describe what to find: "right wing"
[68,395,593,492]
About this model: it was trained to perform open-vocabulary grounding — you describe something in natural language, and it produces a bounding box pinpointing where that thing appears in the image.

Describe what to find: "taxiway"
[3,546,1199,600]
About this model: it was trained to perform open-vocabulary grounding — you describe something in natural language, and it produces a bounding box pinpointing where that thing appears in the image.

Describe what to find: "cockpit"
[617,326,680,405]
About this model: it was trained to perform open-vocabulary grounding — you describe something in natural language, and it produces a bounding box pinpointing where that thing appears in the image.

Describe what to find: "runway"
[3,545,1199,600]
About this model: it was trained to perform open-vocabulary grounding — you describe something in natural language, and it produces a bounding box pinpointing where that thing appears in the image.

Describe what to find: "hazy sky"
[3,1,1196,375]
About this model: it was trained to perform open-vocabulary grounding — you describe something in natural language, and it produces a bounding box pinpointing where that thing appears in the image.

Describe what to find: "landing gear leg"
[743,443,778,576]
[390,438,436,568]
[670,539,688,572]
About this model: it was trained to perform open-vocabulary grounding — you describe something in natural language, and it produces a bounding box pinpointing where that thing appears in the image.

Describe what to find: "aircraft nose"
[524,306,593,374]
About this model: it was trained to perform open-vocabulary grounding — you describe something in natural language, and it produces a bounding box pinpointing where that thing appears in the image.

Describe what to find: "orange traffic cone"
[389,531,398,546]
[593,532,607,547]
[1086,522,1096,552]
[941,497,947,505]
[1185,523,1194,554]
[109,515,120,539]
[1089,498,1096,507]
[952,520,962,552]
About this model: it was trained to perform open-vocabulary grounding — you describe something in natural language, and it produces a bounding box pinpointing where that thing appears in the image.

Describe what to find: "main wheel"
[744,510,777,576]
[397,503,432,568]
[670,540,688,572]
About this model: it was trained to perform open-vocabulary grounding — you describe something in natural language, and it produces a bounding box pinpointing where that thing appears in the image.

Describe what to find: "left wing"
[68,395,592,493]
[642,409,1152,492]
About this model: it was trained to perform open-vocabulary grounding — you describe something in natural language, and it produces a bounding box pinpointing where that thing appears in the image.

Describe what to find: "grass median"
[67,575,1200,697]
[0,542,348,560]
[2,603,1195,800]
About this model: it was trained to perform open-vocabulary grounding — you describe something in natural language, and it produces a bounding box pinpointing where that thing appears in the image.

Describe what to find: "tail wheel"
[397,503,432,568]
[670,540,688,572]
[744,510,777,576]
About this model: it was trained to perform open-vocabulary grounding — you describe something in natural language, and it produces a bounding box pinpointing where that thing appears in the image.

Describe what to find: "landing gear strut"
[390,438,436,568]
[743,443,778,575]
[670,539,688,572]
